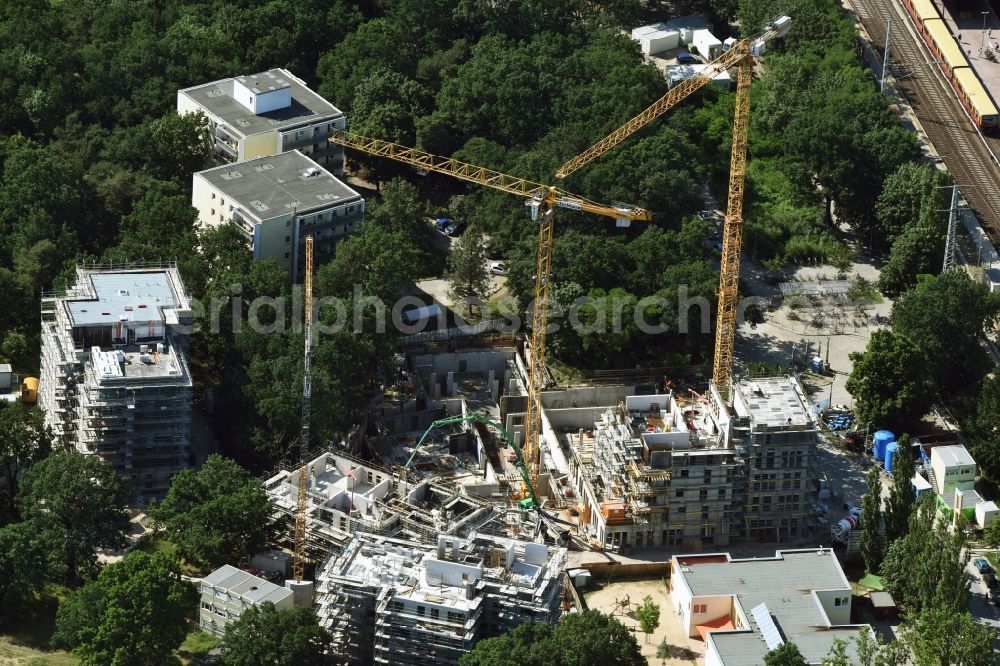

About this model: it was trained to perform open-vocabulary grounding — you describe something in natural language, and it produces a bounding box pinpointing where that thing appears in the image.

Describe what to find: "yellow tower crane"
[556,16,791,400]
[329,130,649,500]
[292,234,314,582]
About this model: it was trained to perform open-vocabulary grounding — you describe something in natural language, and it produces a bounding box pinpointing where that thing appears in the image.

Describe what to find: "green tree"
[51,551,196,666]
[219,602,334,666]
[0,401,52,522]
[845,329,936,431]
[823,638,851,666]
[860,466,884,574]
[0,521,46,618]
[892,270,1000,392]
[984,517,1000,560]
[764,642,809,666]
[880,494,969,614]
[446,227,490,312]
[901,606,997,666]
[635,594,660,642]
[149,455,273,569]
[17,450,129,583]
[876,217,945,299]
[460,610,645,666]
[874,163,949,245]
[884,434,916,542]
[854,627,908,666]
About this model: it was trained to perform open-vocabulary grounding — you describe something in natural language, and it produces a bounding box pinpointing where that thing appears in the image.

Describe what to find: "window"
[220,198,225,206]
[286,219,292,227]
[834,597,846,607]
[675,489,684,498]
[699,489,707,500]
[285,236,291,243]
[635,532,643,547]
[211,192,216,199]
[430,608,439,619]
[693,604,707,614]
[680,469,689,478]
[718,488,726,499]
[390,601,404,612]
[210,208,215,216]
[284,252,290,259]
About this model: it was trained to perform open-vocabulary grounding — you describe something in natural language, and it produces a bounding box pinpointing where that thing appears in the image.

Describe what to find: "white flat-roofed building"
[930,444,977,494]
[192,150,363,281]
[39,266,193,500]
[670,549,869,666]
[199,564,294,637]
[177,68,346,172]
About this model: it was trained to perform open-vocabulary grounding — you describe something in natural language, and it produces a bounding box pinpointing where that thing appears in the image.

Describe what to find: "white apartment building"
[199,565,294,637]
[39,267,193,500]
[177,68,346,172]
[315,532,566,666]
[191,150,364,280]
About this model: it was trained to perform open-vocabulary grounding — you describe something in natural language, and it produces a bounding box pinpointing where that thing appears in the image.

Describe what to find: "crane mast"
[555,18,790,399]
[292,234,314,582]
[328,130,648,504]
[712,58,752,399]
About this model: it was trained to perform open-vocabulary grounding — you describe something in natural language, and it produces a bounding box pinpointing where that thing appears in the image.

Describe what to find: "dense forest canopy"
[0,0,928,470]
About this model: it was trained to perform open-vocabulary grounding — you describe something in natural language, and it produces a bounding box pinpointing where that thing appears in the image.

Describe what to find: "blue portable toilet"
[884,441,900,472]
[810,356,824,373]
[874,430,895,461]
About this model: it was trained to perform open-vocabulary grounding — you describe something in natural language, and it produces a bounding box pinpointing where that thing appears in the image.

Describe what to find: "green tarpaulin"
[859,574,886,590]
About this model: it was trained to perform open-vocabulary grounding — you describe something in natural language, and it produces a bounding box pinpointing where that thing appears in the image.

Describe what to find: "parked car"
[488,261,507,276]
[984,572,998,589]
[435,218,452,231]
[445,222,465,236]
[974,558,993,574]
[677,52,699,64]
[698,210,714,220]
[991,588,1000,605]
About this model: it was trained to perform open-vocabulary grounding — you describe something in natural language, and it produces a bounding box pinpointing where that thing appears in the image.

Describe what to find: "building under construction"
[39,266,193,500]
[314,532,566,666]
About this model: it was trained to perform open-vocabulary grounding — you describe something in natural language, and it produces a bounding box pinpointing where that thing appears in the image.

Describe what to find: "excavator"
[404,412,571,544]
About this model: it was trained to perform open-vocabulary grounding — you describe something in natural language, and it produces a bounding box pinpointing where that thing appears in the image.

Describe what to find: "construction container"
[641,29,680,55]
[692,29,723,60]
[873,430,895,461]
[884,441,900,472]
[630,24,664,40]
[976,501,998,529]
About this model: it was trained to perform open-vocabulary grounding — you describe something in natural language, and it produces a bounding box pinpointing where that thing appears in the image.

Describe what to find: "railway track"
[851,0,1000,241]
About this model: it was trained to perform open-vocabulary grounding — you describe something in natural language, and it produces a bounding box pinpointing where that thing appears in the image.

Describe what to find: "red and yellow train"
[899,0,1000,132]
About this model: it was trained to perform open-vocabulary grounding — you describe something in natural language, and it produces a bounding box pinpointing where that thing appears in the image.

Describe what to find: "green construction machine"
[405,413,540,510]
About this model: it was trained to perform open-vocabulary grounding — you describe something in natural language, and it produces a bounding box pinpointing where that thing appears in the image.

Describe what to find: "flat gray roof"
[678,549,860,665]
[67,272,177,327]
[735,376,812,427]
[202,564,292,606]
[179,68,343,137]
[932,444,975,467]
[197,150,361,221]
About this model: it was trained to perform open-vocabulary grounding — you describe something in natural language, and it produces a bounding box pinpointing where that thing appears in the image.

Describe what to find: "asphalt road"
[965,553,1000,649]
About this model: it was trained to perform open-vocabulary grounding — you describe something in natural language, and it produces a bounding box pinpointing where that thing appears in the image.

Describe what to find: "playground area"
[584,578,699,665]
